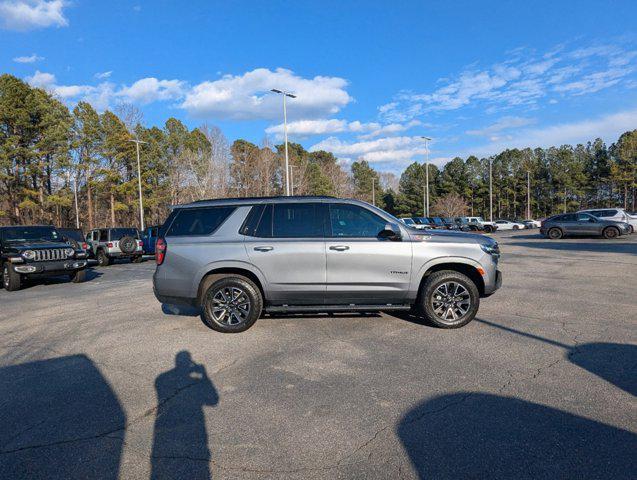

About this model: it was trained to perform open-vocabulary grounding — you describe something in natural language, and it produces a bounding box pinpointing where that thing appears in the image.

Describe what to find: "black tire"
[132,255,143,263]
[547,228,563,239]
[418,270,480,329]
[627,225,634,234]
[513,225,520,230]
[119,236,137,254]
[603,226,620,239]
[2,262,22,291]
[70,269,86,283]
[201,276,262,333]
[483,225,493,233]
[97,249,111,267]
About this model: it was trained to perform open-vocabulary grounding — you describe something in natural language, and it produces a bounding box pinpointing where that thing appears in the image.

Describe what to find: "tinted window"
[240,204,265,236]
[99,230,108,241]
[577,213,594,221]
[602,209,618,217]
[561,214,577,221]
[58,229,84,241]
[109,228,139,240]
[271,203,323,238]
[166,206,235,237]
[254,204,273,237]
[329,204,386,237]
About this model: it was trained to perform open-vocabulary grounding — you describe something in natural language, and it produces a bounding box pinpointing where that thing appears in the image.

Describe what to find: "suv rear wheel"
[419,270,479,328]
[603,226,620,239]
[483,225,494,233]
[2,262,22,291]
[97,249,111,267]
[547,227,563,239]
[201,276,263,333]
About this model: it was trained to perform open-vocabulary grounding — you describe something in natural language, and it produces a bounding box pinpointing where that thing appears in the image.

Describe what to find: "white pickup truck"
[465,217,498,233]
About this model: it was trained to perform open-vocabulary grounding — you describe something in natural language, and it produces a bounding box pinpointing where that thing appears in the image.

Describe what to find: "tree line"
[1,73,636,230]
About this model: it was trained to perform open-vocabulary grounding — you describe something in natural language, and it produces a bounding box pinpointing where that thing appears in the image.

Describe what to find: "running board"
[265,304,411,313]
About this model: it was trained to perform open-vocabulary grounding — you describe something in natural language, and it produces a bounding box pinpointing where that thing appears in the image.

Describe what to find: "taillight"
[156,238,167,265]
[82,242,88,250]
[138,240,143,247]
[107,242,113,248]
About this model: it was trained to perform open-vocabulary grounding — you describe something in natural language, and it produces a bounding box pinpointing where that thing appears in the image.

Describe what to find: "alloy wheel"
[210,286,251,327]
[430,281,471,323]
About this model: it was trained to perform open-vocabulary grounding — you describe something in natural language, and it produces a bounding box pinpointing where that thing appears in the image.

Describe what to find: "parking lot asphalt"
[1,230,636,479]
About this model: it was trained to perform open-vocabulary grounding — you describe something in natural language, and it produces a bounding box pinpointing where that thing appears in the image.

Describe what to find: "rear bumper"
[12,259,87,276]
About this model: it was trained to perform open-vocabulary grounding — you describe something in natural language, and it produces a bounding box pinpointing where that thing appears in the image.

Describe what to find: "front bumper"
[483,270,502,297]
[12,259,88,275]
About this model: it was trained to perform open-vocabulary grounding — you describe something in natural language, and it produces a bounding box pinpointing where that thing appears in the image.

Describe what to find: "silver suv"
[86,228,143,266]
[153,197,502,333]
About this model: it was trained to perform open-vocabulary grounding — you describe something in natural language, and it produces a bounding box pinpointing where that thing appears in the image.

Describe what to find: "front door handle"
[329,245,350,251]
[254,246,273,252]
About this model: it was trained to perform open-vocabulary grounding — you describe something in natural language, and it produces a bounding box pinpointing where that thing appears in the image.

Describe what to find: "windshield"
[2,226,60,242]
[110,228,139,240]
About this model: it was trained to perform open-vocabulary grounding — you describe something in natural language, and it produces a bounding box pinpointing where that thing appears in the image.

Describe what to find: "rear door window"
[166,206,236,237]
[271,203,323,238]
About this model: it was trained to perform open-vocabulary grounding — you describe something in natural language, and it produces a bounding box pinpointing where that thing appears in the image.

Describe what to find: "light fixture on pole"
[421,136,432,217]
[271,89,297,196]
[128,137,147,231]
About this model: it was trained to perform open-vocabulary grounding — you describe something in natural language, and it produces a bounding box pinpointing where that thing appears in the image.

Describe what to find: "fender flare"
[409,256,483,296]
[192,260,268,300]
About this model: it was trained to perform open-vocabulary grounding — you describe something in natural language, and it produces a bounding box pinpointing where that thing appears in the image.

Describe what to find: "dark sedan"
[540,212,631,239]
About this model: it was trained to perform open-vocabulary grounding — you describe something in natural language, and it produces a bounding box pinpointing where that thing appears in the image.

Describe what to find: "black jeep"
[0,225,89,291]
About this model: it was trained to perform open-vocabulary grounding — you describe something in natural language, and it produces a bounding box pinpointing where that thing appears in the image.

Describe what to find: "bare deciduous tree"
[433,193,469,217]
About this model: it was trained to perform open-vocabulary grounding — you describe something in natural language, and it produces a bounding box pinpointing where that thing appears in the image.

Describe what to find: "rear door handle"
[253,246,273,252]
[329,245,350,251]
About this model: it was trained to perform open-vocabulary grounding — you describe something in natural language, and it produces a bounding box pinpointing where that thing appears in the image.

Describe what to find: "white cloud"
[466,108,637,156]
[380,42,637,121]
[357,120,422,140]
[310,135,430,165]
[13,53,44,63]
[181,68,352,120]
[94,71,112,79]
[264,118,411,140]
[116,77,185,104]
[0,0,68,31]
[466,116,536,139]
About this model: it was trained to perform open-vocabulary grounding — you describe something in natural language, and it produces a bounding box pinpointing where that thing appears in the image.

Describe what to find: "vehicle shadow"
[397,392,637,479]
[0,354,126,479]
[476,318,636,397]
[150,351,218,480]
[509,240,637,255]
[19,268,103,289]
[161,303,201,317]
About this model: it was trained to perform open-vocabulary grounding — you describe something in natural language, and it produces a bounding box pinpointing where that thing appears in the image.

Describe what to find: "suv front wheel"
[201,276,263,333]
[419,270,480,328]
[2,262,22,291]
[97,250,111,267]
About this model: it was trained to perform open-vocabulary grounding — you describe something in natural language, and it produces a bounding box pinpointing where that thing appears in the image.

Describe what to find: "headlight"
[480,243,500,256]
[65,248,75,257]
[21,250,35,260]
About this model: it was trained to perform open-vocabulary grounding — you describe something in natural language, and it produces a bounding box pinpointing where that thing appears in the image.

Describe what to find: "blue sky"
[2,0,637,173]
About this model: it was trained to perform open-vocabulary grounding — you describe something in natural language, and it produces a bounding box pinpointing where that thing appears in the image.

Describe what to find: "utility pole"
[527,170,531,219]
[128,138,147,231]
[489,158,493,222]
[271,89,297,196]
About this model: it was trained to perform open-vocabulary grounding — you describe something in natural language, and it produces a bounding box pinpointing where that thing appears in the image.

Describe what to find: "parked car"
[57,227,89,251]
[153,196,502,333]
[412,217,435,229]
[494,220,526,231]
[453,217,479,232]
[141,225,160,255]
[399,217,420,229]
[86,227,143,266]
[464,217,498,233]
[426,217,447,229]
[1,225,88,291]
[578,208,637,233]
[521,219,541,228]
[540,212,631,239]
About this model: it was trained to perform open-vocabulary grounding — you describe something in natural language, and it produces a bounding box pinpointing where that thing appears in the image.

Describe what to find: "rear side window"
[166,206,235,237]
[239,205,265,236]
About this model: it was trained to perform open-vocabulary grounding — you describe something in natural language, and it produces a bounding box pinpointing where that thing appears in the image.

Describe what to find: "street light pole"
[489,158,493,222]
[421,136,431,217]
[527,170,531,219]
[128,138,147,231]
[271,89,297,196]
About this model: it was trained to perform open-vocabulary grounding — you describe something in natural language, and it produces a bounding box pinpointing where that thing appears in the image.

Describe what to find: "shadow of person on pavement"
[398,392,637,479]
[150,351,219,480]
[0,354,126,479]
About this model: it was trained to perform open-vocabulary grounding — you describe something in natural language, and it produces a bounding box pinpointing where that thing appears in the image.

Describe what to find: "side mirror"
[378,223,402,241]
